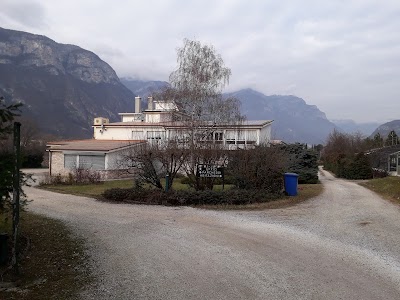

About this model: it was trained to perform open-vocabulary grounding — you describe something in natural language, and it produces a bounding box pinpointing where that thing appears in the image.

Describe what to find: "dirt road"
[26,169,400,299]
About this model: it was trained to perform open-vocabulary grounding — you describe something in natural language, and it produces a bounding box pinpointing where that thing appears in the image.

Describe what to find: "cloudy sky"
[1,0,399,123]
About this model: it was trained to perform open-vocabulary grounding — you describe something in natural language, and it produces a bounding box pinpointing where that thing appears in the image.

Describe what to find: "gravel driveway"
[26,169,400,299]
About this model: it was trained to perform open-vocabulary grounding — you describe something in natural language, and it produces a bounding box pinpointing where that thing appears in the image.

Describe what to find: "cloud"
[1,0,400,122]
[0,0,47,29]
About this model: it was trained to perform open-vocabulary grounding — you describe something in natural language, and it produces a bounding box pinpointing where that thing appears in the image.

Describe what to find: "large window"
[224,130,257,145]
[147,131,165,140]
[79,155,105,170]
[64,154,77,169]
[64,154,105,170]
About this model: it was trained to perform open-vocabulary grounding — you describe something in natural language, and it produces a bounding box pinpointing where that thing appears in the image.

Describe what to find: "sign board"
[196,164,224,178]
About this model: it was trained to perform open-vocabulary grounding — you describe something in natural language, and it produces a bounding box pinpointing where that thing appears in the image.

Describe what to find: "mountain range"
[0,27,133,138]
[0,27,392,143]
[330,119,380,136]
[370,120,400,139]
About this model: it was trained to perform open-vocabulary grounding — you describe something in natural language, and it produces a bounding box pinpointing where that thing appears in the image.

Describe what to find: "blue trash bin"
[284,173,299,196]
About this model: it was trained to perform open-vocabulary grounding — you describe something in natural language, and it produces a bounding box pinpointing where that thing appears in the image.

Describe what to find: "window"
[79,155,105,170]
[214,132,223,141]
[147,131,165,140]
[64,154,105,170]
[64,154,77,168]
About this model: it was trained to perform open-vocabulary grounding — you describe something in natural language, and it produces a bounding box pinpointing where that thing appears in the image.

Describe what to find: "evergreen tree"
[0,96,22,210]
[373,133,384,147]
[385,130,399,146]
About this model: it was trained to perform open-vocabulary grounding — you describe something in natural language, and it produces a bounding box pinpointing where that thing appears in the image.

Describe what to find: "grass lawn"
[0,211,91,299]
[40,178,232,198]
[359,176,400,204]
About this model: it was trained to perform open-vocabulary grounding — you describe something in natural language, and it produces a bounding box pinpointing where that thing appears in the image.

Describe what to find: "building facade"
[47,96,274,178]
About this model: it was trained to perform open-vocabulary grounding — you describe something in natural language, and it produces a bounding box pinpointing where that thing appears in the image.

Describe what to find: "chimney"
[135,96,141,113]
[147,96,153,110]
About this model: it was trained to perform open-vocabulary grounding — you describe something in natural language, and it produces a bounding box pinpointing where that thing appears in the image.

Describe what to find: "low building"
[47,139,145,178]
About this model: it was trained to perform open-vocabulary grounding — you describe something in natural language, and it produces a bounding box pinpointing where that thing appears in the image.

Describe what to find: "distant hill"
[120,78,168,96]
[228,88,337,144]
[370,120,400,139]
[331,119,380,136]
[120,78,168,110]
[0,27,134,138]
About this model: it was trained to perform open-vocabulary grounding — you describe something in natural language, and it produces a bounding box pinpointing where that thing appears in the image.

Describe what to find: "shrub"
[73,168,101,184]
[372,168,388,178]
[40,168,102,185]
[227,146,286,193]
[102,187,281,206]
[280,144,319,184]
[22,153,44,168]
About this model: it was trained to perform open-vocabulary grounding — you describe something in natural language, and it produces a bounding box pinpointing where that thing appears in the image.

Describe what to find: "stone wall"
[50,151,68,176]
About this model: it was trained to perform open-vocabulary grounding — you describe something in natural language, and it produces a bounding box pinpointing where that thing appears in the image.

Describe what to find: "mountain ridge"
[226,88,336,144]
[370,120,400,139]
[0,27,357,144]
[0,27,134,138]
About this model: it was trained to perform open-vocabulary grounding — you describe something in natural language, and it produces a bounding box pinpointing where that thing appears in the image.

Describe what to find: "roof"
[94,120,273,128]
[47,139,146,152]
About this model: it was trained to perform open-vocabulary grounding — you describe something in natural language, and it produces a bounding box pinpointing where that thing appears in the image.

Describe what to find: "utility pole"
[12,122,21,275]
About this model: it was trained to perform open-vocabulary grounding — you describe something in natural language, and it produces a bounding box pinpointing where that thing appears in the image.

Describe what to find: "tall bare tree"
[161,39,244,190]
[121,39,244,191]
[169,38,243,124]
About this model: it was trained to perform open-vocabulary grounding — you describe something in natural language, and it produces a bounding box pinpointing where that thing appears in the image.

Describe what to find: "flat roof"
[47,139,145,151]
[94,120,273,128]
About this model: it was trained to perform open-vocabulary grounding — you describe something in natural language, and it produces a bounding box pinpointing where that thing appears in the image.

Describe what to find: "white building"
[47,96,273,177]
[94,96,273,149]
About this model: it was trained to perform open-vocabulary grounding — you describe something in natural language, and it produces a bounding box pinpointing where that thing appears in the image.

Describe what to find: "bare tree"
[155,39,245,190]
[169,39,242,123]
[121,140,188,190]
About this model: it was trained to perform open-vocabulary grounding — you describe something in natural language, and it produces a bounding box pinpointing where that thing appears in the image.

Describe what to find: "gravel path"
[26,169,400,299]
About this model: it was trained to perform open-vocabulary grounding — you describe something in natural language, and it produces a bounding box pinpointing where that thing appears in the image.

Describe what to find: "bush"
[40,168,102,185]
[73,168,101,184]
[22,153,44,168]
[325,152,373,180]
[102,187,282,206]
[280,144,319,184]
[372,168,388,178]
[227,146,286,193]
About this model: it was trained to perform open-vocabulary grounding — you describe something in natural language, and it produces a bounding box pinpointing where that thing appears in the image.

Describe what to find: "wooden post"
[12,122,21,275]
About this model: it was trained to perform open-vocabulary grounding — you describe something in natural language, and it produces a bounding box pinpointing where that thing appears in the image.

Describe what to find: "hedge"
[102,188,282,206]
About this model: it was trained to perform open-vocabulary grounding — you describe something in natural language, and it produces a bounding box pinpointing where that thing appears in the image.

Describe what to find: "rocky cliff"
[0,27,134,138]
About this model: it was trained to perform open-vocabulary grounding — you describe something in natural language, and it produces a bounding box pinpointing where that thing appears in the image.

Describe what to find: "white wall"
[259,125,272,145]
[94,125,166,140]
[154,101,177,110]
[94,123,272,146]
[121,114,143,122]
[145,113,161,123]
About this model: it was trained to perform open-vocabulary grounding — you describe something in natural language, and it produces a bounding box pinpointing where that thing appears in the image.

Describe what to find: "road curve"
[26,169,400,299]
